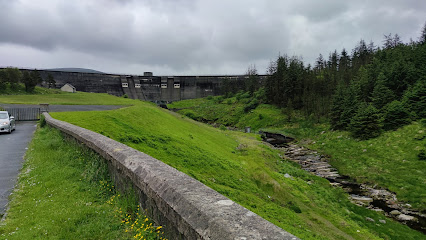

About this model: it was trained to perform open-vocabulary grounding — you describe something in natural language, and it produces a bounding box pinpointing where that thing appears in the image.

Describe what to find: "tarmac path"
[0,121,37,216]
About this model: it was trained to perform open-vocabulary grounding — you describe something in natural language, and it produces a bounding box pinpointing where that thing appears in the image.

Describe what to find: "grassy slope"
[51,98,424,239]
[280,123,426,211]
[0,126,165,240]
[0,91,135,105]
[169,97,288,130]
[169,96,426,212]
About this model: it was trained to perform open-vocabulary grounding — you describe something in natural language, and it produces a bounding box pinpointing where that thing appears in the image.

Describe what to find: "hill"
[48,95,423,239]
[45,68,105,74]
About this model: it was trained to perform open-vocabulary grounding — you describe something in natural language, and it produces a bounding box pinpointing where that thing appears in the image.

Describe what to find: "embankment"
[43,112,297,240]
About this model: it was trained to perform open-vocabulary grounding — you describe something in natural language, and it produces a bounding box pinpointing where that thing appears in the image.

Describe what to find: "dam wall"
[7,68,267,102]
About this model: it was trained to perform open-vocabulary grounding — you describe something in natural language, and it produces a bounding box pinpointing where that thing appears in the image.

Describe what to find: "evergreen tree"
[338,84,359,130]
[371,72,395,109]
[23,70,43,92]
[47,73,56,88]
[330,82,346,129]
[383,100,411,130]
[419,21,426,44]
[4,67,22,90]
[402,79,426,119]
[0,69,6,90]
[245,64,259,95]
[349,103,383,139]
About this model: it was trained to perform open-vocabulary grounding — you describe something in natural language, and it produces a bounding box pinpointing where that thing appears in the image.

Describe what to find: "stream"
[261,131,426,234]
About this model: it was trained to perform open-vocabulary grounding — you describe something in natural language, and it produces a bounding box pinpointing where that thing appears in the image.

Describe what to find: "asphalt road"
[0,121,37,216]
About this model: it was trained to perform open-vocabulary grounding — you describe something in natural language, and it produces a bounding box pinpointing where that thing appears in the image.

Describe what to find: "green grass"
[0,91,135,105]
[168,96,289,130]
[0,126,166,240]
[276,122,426,211]
[50,99,424,239]
[170,96,426,212]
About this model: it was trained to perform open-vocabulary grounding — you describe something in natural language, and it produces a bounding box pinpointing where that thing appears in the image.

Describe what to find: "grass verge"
[0,125,166,240]
[50,100,424,239]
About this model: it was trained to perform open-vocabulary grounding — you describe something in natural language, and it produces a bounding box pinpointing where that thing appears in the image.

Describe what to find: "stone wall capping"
[43,112,298,240]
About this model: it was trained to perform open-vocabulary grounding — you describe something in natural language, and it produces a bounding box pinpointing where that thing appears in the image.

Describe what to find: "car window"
[0,113,8,119]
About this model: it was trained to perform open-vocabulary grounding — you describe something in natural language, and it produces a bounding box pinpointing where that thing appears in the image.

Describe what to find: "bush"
[122,94,128,98]
[39,115,47,128]
[213,96,224,103]
[244,98,259,113]
[219,125,227,131]
[349,103,383,140]
[418,149,426,161]
[184,111,199,121]
[235,91,250,101]
[421,118,426,127]
[383,100,411,130]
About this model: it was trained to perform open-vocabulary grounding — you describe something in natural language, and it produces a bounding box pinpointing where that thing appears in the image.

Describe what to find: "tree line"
[224,23,426,139]
[0,68,56,93]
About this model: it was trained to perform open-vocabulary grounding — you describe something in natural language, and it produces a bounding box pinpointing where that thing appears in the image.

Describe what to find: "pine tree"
[419,21,426,44]
[349,103,383,139]
[383,100,411,130]
[47,73,56,89]
[4,67,22,90]
[371,72,395,109]
[402,79,426,119]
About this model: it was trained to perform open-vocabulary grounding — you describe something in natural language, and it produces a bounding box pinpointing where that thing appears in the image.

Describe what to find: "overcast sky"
[0,0,425,75]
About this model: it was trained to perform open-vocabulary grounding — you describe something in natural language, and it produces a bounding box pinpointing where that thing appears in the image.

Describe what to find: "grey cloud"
[0,0,425,75]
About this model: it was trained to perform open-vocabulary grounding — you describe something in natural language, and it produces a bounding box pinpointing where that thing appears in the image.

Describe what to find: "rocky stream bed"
[261,131,426,234]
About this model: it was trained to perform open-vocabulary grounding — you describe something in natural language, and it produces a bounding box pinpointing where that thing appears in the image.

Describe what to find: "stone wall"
[43,112,298,240]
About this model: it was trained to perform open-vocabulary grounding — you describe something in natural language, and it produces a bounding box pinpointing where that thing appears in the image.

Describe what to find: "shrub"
[418,149,426,161]
[383,100,411,130]
[219,125,227,131]
[213,96,224,103]
[349,103,383,140]
[235,91,250,101]
[244,98,259,113]
[39,114,46,128]
[122,94,128,98]
[421,118,426,127]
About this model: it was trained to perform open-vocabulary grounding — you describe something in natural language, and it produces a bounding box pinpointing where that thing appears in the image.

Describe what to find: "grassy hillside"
[0,91,135,105]
[168,96,289,131]
[169,96,426,212]
[50,98,424,239]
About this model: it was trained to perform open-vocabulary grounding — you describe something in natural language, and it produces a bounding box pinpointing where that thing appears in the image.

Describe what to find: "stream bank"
[261,131,426,234]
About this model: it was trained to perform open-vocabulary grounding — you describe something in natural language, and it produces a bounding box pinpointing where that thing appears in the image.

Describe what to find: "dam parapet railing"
[43,113,298,240]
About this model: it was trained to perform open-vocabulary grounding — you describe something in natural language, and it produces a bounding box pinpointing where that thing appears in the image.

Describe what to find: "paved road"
[0,122,37,216]
[0,104,125,112]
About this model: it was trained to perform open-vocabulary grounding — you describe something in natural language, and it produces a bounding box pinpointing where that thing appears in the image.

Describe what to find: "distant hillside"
[45,68,105,74]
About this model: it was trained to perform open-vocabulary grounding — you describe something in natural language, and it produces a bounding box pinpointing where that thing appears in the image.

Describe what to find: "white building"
[61,83,76,93]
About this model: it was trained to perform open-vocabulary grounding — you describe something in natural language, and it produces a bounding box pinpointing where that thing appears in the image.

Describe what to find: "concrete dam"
[34,70,267,102]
